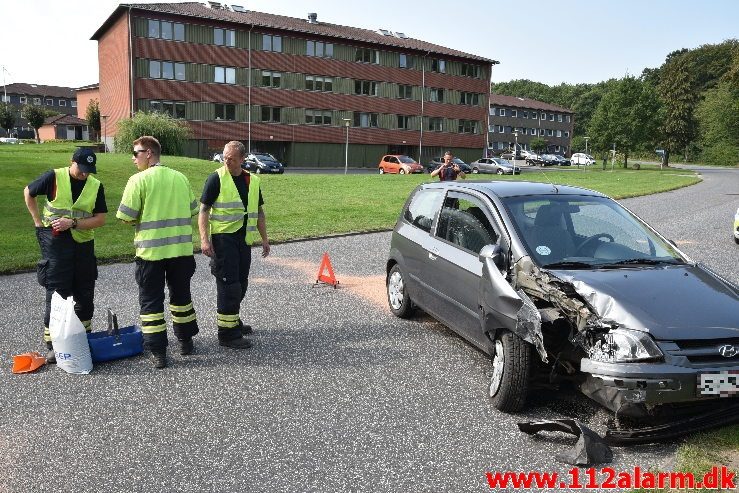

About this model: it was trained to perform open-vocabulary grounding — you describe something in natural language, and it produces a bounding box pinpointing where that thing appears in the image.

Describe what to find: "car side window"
[404,189,443,233]
[435,193,499,253]
[390,157,399,164]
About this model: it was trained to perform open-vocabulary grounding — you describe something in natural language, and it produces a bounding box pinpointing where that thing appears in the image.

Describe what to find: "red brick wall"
[76,88,100,119]
[98,12,131,139]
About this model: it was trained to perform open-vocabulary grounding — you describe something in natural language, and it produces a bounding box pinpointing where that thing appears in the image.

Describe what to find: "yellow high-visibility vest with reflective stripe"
[41,167,100,243]
[209,166,261,245]
[116,165,198,261]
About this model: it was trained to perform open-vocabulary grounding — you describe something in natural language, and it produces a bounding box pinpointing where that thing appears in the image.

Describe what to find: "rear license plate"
[697,371,739,397]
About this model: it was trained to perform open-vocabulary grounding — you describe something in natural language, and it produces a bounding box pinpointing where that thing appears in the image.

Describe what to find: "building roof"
[76,83,100,91]
[92,2,496,64]
[5,83,77,99]
[489,94,573,114]
[43,114,88,126]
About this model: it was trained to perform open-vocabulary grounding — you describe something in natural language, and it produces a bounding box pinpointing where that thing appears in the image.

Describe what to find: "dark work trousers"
[134,255,199,353]
[35,227,97,346]
[210,229,251,342]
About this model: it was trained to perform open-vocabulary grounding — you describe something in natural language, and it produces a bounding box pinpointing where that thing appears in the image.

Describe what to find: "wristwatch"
[72,218,78,229]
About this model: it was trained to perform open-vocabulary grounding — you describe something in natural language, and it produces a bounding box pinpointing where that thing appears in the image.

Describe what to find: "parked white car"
[571,153,596,166]
[0,137,19,144]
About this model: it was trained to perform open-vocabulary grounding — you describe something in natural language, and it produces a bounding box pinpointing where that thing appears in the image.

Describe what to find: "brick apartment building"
[1,83,78,138]
[488,94,574,156]
[91,2,496,166]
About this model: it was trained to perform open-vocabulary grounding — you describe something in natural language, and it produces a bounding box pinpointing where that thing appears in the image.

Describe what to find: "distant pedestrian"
[430,150,466,181]
[116,136,199,369]
[199,141,270,349]
[23,148,107,363]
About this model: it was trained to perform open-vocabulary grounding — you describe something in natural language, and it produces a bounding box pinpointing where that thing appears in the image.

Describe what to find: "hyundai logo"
[718,345,739,358]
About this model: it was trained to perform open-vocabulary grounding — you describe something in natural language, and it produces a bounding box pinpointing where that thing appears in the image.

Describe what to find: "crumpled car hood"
[551,265,739,340]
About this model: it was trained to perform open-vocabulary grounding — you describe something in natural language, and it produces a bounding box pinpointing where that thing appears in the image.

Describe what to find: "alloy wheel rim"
[388,271,404,310]
[490,339,504,397]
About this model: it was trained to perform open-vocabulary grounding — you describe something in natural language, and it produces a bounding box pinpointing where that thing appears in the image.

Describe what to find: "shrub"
[114,112,191,155]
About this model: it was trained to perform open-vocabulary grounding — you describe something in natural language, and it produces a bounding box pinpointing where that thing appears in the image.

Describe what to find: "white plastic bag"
[48,292,93,374]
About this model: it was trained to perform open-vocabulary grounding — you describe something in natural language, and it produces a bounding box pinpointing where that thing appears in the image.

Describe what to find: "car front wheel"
[387,264,413,318]
[472,167,479,174]
[379,168,385,174]
[489,330,532,412]
[496,169,504,175]
[399,168,406,175]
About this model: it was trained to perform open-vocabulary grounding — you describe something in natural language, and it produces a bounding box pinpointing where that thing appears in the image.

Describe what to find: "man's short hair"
[133,136,161,157]
[224,140,246,157]
[444,150,453,157]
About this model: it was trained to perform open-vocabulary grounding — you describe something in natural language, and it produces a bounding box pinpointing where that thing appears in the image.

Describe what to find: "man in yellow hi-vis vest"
[199,141,270,349]
[23,148,107,363]
[116,136,199,369]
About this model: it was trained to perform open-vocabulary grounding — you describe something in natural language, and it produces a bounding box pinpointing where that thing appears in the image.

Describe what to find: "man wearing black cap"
[24,147,107,363]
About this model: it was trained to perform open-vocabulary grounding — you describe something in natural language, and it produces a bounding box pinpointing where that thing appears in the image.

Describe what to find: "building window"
[354,80,377,96]
[431,58,446,73]
[429,88,444,103]
[488,125,495,133]
[261,106,281,122]
[306,109,332,125]
[150,100,185,119]
[531,112,537,120]
[398,84,412,99]
[428,117,443,132]
[498,125,504,133]
[261,70,281,88]
[549,113,555,121]
[397,115,411,129]
[305,75,333,92]
[263,34,282,52]
[539,128,545,136]
[214,28,236,47]
[566,115,571,123]
[355,48,378,64]
[33,97,41,105]
[458,119,478,134]
[521,128,527,135]
[215,66,236,84]
[547,129,553,136]
[71,100,77,108]
[19,96,26,104]
[510,109,517,117]
[59,100,67,107]
[461,63,480,78]
[353,112,378,128]
[557,130,562,137]
[564,131,570,137]
[399,53,408,68]
[45,98,53,106]
[499,108,506,117]
[149,60,185,81]
[215,103,236,121]
[459,92,479,106]
[558,114,563,122]
[522,111,528,118]
[148,20,184,41]
[531,127,537,134]
[307,41,333,58]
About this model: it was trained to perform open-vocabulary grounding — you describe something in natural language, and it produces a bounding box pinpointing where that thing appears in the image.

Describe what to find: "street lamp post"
[342,118,351,174]
[584,136,589,154]
[101,115,108,152]
[513,130,519,163]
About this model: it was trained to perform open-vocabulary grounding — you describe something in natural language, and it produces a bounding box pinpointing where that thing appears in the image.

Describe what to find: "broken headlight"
[587,329,663,363]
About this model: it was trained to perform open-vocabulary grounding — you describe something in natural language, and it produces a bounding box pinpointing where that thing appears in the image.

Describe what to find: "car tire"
[734,236,739,244]
[496,169,504,175]
[255,168,261,174]
[489,330,532,412]
[472,167,479,174]
[399,168,406,175]
[379,168,385,174]
[387,264,413,318]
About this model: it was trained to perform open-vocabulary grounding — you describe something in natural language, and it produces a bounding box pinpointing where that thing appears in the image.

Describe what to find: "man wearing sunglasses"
[24,147,107,363]
[117,136,200,369]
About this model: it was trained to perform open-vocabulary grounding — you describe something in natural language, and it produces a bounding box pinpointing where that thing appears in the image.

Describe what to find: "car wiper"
[598,258,685,267]
[541,261,594,269]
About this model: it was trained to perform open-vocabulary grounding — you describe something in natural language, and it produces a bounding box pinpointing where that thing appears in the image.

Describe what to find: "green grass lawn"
[0,142,700,273]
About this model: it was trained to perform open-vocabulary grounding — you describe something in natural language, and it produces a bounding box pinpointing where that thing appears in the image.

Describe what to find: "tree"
[85,99,101,142]
[0,103,15,137]
[21,104,49,143]
[588,76,661,168]
[658,55,698,164]
[529,137,547,154]
[695,82,739,166]
[114,111,191,155]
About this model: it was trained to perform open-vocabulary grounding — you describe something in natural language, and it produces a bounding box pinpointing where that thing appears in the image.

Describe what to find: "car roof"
[420,180,606,198]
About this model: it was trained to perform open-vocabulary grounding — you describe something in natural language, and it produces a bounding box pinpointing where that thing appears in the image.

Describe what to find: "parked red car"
[378,155,424,174]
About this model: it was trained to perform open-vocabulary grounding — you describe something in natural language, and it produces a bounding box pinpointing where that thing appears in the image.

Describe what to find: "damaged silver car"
[386,181,739,423]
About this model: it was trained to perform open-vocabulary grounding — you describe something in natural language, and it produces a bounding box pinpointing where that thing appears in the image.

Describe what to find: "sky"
[1,0,737,89]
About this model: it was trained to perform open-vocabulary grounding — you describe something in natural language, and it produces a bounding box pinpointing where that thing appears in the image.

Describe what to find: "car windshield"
[253,153,277,162]
[494,158,511,165]
[398,156,417,164]
[502,195,684,268]
[452,158,466,164]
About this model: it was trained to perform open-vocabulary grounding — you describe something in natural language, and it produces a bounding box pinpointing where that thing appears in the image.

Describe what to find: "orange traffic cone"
[12,351,47,374]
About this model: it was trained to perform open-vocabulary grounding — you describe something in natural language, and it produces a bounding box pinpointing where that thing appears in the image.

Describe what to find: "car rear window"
[404,189,443,233]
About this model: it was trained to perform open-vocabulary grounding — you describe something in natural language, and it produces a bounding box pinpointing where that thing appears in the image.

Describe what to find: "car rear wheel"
[489,330,532,412]
[379,168,385,174]
[496,169,504,175]
[399,168,406,175]
[387,264,413,318]
[471,167,479,174]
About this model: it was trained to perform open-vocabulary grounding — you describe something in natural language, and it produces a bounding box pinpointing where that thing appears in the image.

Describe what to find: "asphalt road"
[0,166,736,492]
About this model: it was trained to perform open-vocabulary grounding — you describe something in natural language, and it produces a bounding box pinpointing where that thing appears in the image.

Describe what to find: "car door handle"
[428,247,439,260]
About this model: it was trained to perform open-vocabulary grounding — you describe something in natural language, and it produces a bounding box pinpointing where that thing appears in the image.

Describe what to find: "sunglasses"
[132,149,148,156]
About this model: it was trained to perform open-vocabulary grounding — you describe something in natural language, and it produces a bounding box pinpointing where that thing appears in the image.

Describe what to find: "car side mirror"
[479,244,505,270]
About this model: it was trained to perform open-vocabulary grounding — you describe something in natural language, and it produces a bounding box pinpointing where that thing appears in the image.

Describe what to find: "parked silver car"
[386,181,739,439]
[469,158,520,175]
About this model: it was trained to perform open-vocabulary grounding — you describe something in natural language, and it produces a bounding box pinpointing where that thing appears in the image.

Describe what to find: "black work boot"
[179,338,194,356]
[149,351,167,369]
[238,318,253,335]
[46,348,56,364]
[219,336,252,349]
